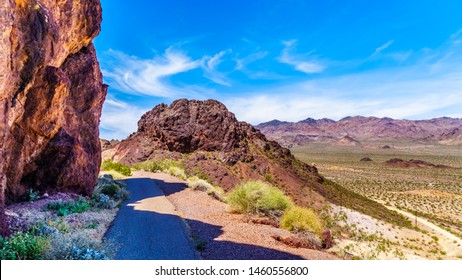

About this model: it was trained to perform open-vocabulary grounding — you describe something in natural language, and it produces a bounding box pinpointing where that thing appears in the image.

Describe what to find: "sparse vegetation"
[0,232,48,260]
[132,159,189,180]
[45,234,114,260]
[168,166,187,180]
[292,143,462,237]
[187,177,223,201]
[1,173,127,260]
[101,160,132,176]
[132,159,184,173]
[226,180,293,215]
[280,207,323,236]
[46,197,91,216]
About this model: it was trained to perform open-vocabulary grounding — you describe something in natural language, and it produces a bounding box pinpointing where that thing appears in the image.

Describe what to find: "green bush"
[132,159,184,173]
[226,180,293,215]
[168,166,187,179]
[46,197,91,216]
[101,160,132,176]
[0,232,48,260]
[187,177,223,201]
[280,207,324,236]
[93,174,129,206]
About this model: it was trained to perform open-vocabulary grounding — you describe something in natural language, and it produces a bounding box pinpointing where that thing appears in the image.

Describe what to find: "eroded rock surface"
[1,0,106,235]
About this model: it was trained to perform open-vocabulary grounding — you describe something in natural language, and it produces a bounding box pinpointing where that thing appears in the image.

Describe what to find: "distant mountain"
[256,116,462,146]
[438,128,462,145]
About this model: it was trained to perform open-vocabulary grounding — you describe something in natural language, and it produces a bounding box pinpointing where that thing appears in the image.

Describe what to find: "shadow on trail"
[104,176,304,260]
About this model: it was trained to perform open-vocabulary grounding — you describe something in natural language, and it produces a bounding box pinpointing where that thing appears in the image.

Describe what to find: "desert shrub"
[94,174,129,201]
[94,194,117,209]
[168,166,187,180]
[45,234,114,260]
[281,207,324,236]
[46,197,91,216]
[27,188,40,201]
[132,159,184,173]
[0,232,48,260]
[188,166,212,183]
[226,180,293,215]
[100,170,126,180]
[132,161,163,172]
[101,160,132,176]
[29,223,59,237]
[187,177,223,201]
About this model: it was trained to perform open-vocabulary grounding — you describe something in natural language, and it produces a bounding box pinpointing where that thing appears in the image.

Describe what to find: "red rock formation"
[0,0,106,235]
[107,99,405,228]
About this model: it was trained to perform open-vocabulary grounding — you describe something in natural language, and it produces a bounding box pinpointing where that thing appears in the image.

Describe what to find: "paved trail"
[104,175,198,260]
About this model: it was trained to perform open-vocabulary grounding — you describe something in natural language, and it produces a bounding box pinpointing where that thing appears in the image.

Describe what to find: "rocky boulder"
[0,0,106,235]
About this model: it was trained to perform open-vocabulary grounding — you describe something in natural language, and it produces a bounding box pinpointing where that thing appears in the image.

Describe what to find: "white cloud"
[235,51,268,71]
[371,40,394,57]
[224,59,462,124]
[99,95,148,140]
[278,39,325,73]
[101,47,201,98]
[201,49,232,86]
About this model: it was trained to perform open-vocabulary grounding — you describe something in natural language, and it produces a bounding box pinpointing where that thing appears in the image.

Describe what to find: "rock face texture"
[1,0,106,234]
[107,99,403,225]
[257,116,462,147]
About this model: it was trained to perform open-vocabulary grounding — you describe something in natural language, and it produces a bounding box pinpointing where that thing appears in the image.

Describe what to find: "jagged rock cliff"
[0,0,106,235]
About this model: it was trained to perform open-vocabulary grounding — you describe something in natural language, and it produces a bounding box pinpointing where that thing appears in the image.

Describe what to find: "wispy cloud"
[225,38,462,124]
[235,51,269,70]
[100,47,201,98]
[100,95,149,140]
[278,39,326,73]
[201,49,233,86]
[370,40,394,57]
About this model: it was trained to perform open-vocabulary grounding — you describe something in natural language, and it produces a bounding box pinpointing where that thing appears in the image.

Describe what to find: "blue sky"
[94,0,462,140]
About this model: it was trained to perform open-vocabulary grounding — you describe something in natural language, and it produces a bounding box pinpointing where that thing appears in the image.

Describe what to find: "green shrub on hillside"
[0,232,48,260]
[187,177,223,201]
[226,180,293,215]
[280,207,324,236]
[132,159,184,173]
[168,166,187,180]
[101,160,132,176]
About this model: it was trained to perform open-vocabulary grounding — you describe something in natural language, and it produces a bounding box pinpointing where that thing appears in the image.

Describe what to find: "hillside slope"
[105,99,409,226]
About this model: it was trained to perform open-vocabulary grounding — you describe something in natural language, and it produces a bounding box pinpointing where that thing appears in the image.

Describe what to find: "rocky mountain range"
[0,0,106,235]
[256,116,462,146]
[104,99,404,224]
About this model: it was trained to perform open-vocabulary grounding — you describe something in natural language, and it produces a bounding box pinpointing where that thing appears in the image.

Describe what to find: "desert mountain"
[0,0,106,234]
[106,99,404,224]
[257,116,462,146]
[437,128,462,145]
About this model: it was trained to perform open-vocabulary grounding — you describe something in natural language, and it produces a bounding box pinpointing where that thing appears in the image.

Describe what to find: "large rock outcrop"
[106,99,405,226]
[1,0,106,235]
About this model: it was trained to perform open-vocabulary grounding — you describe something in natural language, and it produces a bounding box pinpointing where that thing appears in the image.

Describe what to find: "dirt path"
[386,205,462,256]
[134,171,339,260]
[104,174,198,260]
